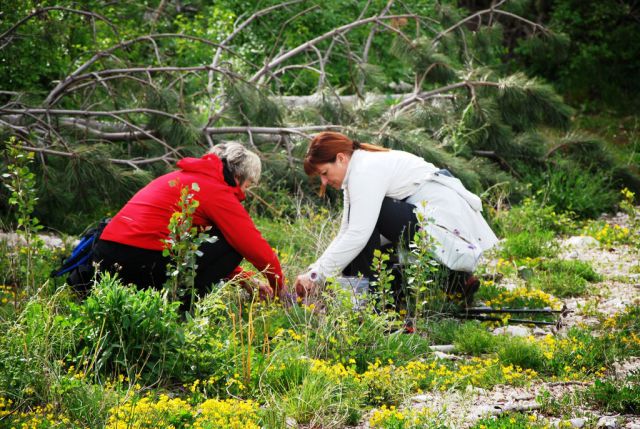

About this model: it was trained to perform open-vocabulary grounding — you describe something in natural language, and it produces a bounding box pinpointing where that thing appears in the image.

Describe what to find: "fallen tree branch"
[43,33,247,107]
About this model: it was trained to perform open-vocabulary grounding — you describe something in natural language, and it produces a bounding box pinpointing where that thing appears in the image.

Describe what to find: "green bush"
[496,337,545,372]
[73,273,184,383]
[528,164,619,218]
[499,230,557,259]
[471,412,546,428]
[0,293,77,405]
[453,322,497,355]
[491,197,576,237]
[582,374,640,414]
[529,259,602,298]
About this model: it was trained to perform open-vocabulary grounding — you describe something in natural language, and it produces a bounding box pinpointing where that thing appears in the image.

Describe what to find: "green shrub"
[73,273,184,384]
[496,337,545,372]
[50,374,116,428]
[529,259,601,298]
[499,230,557,259]
[582,374,640,414]
[423,318,461,345]
[0,292,77,405]
[471,412,546,428]
[529,270,588,298]
[528,164,618,218]
[491,197,576,237]
[453,322,497,355]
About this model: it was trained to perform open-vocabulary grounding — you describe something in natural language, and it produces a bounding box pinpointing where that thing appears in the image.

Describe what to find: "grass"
[1,180,639,427]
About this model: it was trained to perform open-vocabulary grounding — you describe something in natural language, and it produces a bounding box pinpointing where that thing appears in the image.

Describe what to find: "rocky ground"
[358,211,640,429]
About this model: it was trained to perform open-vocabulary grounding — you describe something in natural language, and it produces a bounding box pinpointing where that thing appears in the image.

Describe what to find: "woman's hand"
[294,273,318,299]
[241,278,274,301]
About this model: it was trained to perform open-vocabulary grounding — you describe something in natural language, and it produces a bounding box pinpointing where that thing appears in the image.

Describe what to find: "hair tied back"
[352,140,361,150]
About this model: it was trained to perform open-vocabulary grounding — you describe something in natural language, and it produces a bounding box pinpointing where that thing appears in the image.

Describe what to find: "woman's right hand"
[294,273,318,298]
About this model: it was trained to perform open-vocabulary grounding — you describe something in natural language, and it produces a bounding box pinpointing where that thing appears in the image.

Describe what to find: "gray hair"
[209,142,261,185]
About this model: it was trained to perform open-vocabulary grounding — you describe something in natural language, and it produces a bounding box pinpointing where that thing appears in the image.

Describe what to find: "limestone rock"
[492,325,531,337]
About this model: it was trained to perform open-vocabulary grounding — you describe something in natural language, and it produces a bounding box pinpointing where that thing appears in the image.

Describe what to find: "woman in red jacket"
[94,142,285,301]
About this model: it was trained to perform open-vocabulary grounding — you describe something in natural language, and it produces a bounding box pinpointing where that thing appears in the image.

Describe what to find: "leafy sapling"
[162,181,217,311]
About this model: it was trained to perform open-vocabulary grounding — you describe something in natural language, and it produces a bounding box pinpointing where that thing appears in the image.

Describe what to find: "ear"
[336,152,348,164]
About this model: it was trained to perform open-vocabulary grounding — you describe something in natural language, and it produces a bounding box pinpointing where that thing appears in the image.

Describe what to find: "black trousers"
[343,196,419,278]
[344,196,478,305]
[93,230,242,296]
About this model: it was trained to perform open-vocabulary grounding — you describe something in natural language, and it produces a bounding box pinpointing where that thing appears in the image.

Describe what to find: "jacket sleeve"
[311,165,390,278]
[198,189,285,292]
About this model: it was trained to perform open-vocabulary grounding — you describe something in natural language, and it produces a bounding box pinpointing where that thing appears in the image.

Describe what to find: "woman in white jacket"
[294,131,498,302]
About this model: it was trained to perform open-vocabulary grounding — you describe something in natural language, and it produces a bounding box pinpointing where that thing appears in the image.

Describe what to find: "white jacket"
[308,149,498,278]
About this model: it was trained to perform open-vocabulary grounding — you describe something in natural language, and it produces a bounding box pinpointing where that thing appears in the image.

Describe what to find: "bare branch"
[208,0,305,92]
[266,4,321,70]
[204,125,343,139]
[434,0,546,43]
[250,14,417,83]
[17,144,177,168]
[43,34,238,107]
[58,65,239,96]
[1,107,187,123]
[362,0,394,65]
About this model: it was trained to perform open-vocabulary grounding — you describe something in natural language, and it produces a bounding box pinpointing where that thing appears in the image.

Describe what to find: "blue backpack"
[51,218,110,293]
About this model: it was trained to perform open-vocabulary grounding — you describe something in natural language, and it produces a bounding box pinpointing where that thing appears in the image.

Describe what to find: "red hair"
[303,132,388,176]
[303,131,389,195]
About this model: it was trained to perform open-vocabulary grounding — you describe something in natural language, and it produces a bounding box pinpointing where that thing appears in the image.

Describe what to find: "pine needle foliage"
[35,147,152,232]
[225,81,283,127]
[391,37,457,85]
[146,88,201,151]
[315,92,354,125]
[495,74,573,132]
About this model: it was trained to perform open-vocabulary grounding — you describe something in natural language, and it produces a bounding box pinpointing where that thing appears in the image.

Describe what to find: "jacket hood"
[176,154,246,201]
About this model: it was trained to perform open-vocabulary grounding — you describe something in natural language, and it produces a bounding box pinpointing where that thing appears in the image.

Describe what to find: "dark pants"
[343,197,478,305]
[343,197,419,278]
[93,231,242,296]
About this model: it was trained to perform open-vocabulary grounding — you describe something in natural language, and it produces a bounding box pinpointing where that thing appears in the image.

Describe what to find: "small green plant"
[0,289,76,406]
[619,187,639,245]
[470,412,546,428]
[1,142,47,291]
[529,259,601,298]
[582,373,640,414]
[403,212,452,322]
[369,405,447,429]
[371,248,396,311]
[162,182,216,310]
[498,230,557,259]
[453,322,497,355]
[73,273,184,383]
[496,336,546,372]
[529,163,618,218]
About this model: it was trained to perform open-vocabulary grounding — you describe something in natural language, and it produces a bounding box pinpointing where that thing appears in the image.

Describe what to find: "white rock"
[597,416,619,428]
[412,394,430,403]
[492,325,531,337]
[563,235,600,249]
[0,231,66,249]
[570,417,586,428]
[433,351,460,360]
[430,344,456,353]
[501,281,519,291]
[533,327,549,336]
[285,417,297,428]
[624,424,640,429]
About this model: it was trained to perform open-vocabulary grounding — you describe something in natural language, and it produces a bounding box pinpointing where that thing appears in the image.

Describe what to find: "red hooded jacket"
[100,154,284,291]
